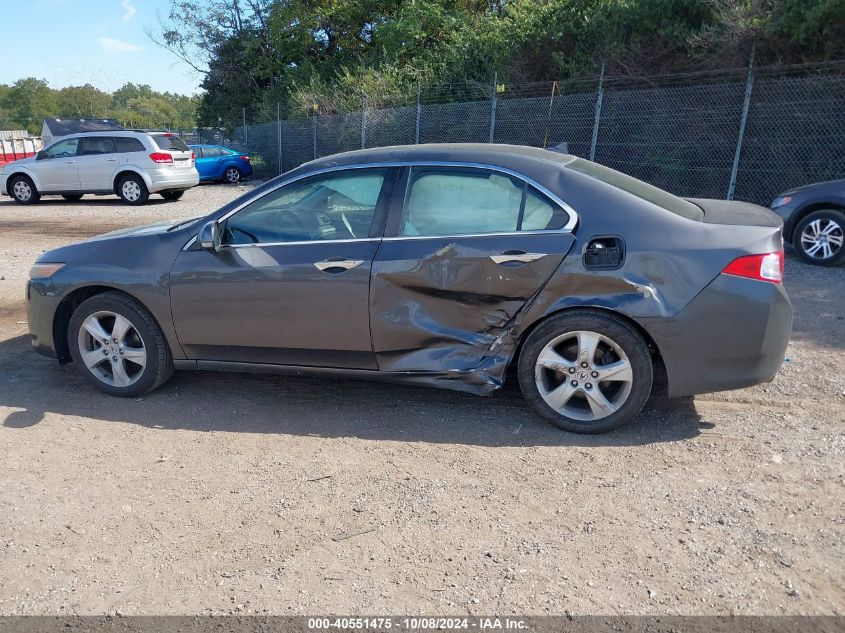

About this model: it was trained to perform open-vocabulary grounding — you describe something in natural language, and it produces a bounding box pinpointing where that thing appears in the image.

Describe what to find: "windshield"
[567,158,704,221]
[152,134,190,152]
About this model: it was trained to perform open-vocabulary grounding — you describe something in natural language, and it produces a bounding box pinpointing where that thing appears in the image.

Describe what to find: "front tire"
[9,175,40,204]
[117,174,149,205]
[223,167,242,184]
[793,209,845,266]
[68,292,174,397]
[518,311,653,433]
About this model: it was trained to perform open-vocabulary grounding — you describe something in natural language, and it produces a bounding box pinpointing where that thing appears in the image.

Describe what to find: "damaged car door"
[370,165,577,391]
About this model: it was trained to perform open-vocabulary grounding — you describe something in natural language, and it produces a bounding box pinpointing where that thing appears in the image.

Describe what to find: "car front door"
[370,165,577,376]
[169,167,398,368]
[32,137,81,191]
[76,136,117,190]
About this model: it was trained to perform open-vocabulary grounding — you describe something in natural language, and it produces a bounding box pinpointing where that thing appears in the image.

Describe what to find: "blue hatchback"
[189,145,253,184]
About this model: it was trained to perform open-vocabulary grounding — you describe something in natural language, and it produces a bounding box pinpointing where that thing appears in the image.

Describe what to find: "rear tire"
[117,174,149,205]
[62,194,84,201]
[9,175,40,204]
[161,190,185,201]
[223,167,242,184]
[793,209,845,266]
[518,310,653,433]
[68,292,174,397]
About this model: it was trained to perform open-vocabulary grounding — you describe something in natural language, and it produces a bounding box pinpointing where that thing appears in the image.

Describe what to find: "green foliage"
[0,80,197,135]
[151,0,845,124]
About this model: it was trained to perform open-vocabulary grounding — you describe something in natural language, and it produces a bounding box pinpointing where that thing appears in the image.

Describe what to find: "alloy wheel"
[800,217,844,261]
[13,180,32,202]
[534,330,634,421]
[225,168,240,183]
[77,311,147,387]
[122,180,141,202]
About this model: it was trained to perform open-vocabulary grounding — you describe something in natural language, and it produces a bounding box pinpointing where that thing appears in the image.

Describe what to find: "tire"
[117,173,149,205]
[161,190,185,201]
[793,209,845,266]
[9,175,40,204]
[223,167,242,184]
[62,194,84,201]
[518,310,653,433]
[68,291,174,397]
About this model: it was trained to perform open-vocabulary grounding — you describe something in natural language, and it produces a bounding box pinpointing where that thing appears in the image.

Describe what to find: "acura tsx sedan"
[26,144,792,433]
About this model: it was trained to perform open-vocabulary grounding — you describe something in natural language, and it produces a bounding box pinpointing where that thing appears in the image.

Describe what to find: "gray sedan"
[26,144,792,433]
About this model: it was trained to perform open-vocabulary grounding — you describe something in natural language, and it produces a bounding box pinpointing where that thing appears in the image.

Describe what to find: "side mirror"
[198,220,221,251]
[36,150,47,160]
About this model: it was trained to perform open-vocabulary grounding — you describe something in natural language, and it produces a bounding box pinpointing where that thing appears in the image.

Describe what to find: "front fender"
[4,165,43,191]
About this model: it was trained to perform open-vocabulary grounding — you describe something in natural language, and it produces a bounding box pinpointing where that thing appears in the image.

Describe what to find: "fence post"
[489,72,498,143]
[361,93,366,149]
[242,107,248,151]
[277,102,283,175]
[589,62,605,161]
[415,83,421,144]
[727,44,756,201]
[313,113,317,160]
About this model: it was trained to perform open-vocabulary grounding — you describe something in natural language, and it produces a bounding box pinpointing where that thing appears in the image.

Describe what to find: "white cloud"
[100,37,143,52]
[121,0,136,22]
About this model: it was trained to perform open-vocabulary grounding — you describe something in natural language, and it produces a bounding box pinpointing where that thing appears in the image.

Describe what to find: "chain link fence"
[188,61,845,206]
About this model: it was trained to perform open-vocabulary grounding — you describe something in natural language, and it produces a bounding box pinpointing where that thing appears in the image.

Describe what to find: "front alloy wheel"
[794,210,845,266]
[518,311,653,433]
[77,311,147,388]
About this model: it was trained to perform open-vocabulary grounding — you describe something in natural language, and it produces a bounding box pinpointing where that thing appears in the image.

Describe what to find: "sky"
[1,0,203,95]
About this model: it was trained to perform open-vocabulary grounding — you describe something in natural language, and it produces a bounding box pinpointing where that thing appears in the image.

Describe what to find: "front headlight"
[29,262,65,279]
[771,195,793,208]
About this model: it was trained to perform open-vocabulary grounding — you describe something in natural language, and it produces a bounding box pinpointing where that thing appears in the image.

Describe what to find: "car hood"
[85,219,197,241]
[780,178,845,198]
[1,156,36,171]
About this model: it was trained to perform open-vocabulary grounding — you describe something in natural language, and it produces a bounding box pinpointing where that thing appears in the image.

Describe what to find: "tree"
[3,78,57,133]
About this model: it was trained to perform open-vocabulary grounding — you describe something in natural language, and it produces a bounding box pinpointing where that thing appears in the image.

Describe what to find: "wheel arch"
[5,169,41,194]
[53,285,160,363]
[112,168,151,194]
[787,201,845,241]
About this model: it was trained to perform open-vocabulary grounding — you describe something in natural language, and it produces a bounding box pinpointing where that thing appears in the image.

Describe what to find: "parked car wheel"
[68,292,174,397]
[223,167,242,184]
[518,311,653,433]
[9,175,40,204]
[61,194,84,201]
[118,174,150,205]
[160,190,185,201]
[793,209,845,266]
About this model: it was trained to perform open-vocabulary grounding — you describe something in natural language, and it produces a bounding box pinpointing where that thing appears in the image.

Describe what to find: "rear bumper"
[640,274,793,397]
[146,168,199,193]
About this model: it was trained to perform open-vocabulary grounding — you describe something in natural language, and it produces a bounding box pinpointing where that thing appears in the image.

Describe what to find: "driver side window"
[223,169,389,245]
[45,138,80,159]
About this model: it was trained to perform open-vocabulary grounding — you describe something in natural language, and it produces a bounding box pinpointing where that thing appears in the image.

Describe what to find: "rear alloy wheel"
[794,210,845,266]
[161,190,185,201]
[68,292,173,397]
[518,311,653,433]
[9,175,40,204]
[118,174,149,205]
[223,167,242,184]
[62,194,84,201]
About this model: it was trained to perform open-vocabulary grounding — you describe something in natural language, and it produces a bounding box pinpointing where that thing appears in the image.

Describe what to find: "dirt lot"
[0,185,842,616]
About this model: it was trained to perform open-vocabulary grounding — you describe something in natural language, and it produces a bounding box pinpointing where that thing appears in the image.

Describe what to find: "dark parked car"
[770,179,845,266]
[190,144,253,184]
[26,144,792,433]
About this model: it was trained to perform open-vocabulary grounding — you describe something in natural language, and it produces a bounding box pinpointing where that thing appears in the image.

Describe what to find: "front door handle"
[490,251,546,265]
[314,257,364,273]
[106,158,118,162]
[65,160,76,164]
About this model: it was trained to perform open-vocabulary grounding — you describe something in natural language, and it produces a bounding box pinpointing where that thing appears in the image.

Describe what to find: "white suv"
[0,131,199,205]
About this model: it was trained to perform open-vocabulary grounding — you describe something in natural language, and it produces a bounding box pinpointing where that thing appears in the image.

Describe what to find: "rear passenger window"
[400,168,567,236]
[79,137,115,155]
[115,137,145,153]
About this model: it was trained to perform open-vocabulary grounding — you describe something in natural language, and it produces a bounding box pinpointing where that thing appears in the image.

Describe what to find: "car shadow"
[0,197,173,208]
[0,333,704,447]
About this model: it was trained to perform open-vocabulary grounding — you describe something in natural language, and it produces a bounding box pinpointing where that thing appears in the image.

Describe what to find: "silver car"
[0,131,199,205]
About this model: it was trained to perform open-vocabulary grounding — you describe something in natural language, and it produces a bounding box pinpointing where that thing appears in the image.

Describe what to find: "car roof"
[304,143,577,171]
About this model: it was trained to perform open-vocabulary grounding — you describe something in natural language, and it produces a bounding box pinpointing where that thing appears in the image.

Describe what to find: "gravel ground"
[0,184,843,616]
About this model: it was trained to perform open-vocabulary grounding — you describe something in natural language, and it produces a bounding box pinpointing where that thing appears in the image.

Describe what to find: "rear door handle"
[490,251,546,265]
[314,257,364,273]
[65,160,76,164]
[106,158,117,162]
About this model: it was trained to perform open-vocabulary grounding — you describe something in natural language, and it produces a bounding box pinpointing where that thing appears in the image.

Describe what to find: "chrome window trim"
[221,237,380,250]
[206,160,579,247]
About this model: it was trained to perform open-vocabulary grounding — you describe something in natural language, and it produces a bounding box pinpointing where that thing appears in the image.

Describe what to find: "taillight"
[191,152,196,161]
[149,152,173,164]
[722,251,784,284]
[240,155,250,162]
